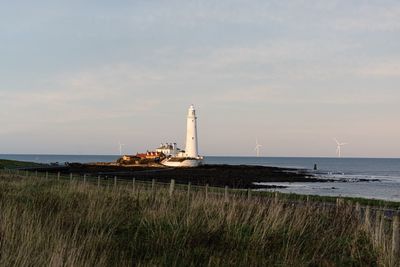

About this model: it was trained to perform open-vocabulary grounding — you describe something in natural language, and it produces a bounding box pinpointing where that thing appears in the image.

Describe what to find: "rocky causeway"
[30,163,328,189]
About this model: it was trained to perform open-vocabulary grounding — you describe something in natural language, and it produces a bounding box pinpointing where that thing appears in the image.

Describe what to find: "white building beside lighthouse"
[156,143,180,156]
[161,105,203,167]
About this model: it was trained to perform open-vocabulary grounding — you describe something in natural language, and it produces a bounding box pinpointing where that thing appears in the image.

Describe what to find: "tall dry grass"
[0,172,388,266]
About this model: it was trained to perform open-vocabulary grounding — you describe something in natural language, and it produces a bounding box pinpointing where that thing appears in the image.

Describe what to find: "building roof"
[157,143,176,150]
[136,151,163,158]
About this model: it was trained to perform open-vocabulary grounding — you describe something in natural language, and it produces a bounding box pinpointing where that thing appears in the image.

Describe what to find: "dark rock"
[29,163,327,189]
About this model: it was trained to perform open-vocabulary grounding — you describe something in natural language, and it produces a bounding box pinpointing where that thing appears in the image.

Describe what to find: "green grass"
[253,191,400,209]
[0,159,45,169]
[0,172,393,266]
[2,159,399,209]
[202,186,400,209]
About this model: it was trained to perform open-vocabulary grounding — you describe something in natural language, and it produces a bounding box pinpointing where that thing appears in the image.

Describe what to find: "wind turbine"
[334,138,348,158]
[118,141,125,156]
[255,139,262,157]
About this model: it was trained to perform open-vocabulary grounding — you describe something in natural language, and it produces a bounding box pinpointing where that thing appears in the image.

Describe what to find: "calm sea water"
[1,154,400,201]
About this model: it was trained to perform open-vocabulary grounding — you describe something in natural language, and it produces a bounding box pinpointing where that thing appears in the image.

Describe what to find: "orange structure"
[136,151,164,159]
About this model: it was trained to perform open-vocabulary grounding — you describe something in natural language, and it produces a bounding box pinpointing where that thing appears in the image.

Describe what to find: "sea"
[1,154,399,202]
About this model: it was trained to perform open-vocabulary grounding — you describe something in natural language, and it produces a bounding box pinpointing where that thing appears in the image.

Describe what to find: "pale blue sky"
[1,0,399,157]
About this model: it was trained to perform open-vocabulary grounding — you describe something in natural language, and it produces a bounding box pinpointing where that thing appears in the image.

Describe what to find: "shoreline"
[24,162,330,189]
[1,159,399,207]
[2,159,383,190]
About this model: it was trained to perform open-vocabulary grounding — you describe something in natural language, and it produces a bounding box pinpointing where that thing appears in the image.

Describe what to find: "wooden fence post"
[355,202,361,215]
[114,176,117,187]
[57,172,60,181]
[97,176,100,187]
[392,214,399,264]
[336,198,342,213]
[151,179,155,198]
[205,184,209,200]
[224,186,229,203]
[136,183,141,204]
[374,211,382,246]
[132,178,136,193]
[379,211,385,245]
[274,191,278,203]
[247,188,251,201]
[187,182,191,200]
[70,173,73,182]
[169,179,175,197]
[364,206,371,230]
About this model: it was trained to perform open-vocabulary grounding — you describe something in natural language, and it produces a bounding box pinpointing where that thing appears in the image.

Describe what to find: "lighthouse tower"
[161,105,203,167]
[185,105,199,158]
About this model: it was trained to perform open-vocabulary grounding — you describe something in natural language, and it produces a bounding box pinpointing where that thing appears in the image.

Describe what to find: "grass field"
[2,158,399,209]
[0,170,397,266]
[0,159,45,169]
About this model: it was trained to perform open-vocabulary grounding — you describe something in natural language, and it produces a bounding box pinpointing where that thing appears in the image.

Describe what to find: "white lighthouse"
[161,105,203,167]
[185,105,199,158]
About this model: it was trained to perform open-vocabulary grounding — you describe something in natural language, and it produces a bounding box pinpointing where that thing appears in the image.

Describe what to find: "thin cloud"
[333,5,400,32]
[0,65,164,129]
[354,62,400,77]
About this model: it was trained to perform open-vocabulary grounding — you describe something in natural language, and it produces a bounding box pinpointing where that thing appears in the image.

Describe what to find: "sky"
[0,0,399,157]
